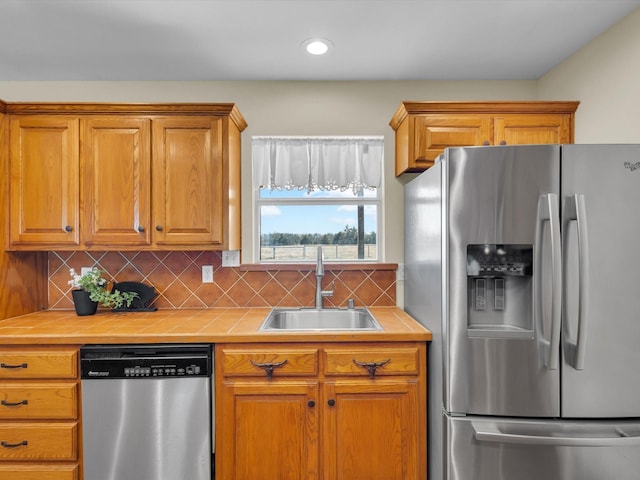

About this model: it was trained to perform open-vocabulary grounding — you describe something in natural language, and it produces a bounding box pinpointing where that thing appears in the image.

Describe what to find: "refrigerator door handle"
[563,194,590,370]
[473,423,640,447]
[535,194,562,370]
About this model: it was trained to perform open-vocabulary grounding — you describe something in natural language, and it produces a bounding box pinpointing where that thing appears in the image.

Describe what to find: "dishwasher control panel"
[80,344,212,379]
[121,361,205,377]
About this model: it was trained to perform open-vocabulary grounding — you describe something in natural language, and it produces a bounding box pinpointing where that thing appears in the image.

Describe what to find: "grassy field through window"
[260,244,377,262]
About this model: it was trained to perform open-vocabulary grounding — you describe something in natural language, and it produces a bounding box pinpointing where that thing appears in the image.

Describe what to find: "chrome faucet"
[315,246,334,309]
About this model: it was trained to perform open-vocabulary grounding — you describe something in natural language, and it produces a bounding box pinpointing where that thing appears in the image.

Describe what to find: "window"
[252,136,383,263]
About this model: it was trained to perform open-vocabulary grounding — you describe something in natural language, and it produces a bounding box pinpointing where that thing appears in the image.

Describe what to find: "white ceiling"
[1,0,639,81]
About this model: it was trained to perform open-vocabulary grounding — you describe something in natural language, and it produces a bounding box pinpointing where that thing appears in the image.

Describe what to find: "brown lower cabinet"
[216,342,427,480]
[0,341,426,480]
[0,347,80,480]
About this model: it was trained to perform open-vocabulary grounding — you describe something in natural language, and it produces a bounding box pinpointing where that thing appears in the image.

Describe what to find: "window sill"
[240,263,398,272]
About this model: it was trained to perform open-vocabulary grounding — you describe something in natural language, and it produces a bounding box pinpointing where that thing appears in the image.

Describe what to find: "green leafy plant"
[69,267,138,309]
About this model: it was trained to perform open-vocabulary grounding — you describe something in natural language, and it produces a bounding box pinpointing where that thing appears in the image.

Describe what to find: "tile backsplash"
[49,251,396,311]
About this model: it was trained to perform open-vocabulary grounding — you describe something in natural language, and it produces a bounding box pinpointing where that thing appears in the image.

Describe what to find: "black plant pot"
[72,289,98,316]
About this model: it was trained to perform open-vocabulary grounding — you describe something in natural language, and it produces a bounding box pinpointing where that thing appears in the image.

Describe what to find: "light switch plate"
[222,250,240,267]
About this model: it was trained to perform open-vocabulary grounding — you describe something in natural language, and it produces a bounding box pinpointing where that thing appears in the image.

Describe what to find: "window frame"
[253,166,384,264]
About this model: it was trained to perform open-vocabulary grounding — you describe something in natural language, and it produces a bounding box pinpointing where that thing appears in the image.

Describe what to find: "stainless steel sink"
[259,307,383,331]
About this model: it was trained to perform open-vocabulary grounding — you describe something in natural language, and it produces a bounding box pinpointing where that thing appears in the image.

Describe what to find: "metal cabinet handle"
[563,194,590,370]
[473,423,640,447]
[1,399,28,407]
[353,358,391,379]
[0,362,28,369]
[327,399,336,407]
[1,440,28,448]
[64,225,73,232]
[137,225,145,233]
[155,225,164,232]
[250,359,288,380]
[307,400,315,408]
[535,194,562,370]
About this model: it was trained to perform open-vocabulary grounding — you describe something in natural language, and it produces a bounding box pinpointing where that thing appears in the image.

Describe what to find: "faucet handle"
[316,246,324,275]
[322,281,334,298]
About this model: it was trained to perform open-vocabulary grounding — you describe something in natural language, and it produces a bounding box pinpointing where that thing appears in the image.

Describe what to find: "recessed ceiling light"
[302,38,333,56]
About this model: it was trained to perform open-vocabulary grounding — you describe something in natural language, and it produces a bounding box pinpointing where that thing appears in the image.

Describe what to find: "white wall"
[539,7,640,142]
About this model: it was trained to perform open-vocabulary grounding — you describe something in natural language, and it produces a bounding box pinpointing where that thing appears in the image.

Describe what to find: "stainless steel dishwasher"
[80,344,213,480]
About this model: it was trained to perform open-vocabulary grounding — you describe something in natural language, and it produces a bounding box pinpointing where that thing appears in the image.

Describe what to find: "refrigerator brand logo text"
[624,161,640,172]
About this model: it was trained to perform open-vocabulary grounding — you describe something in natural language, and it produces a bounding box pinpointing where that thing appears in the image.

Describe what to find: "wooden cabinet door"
[152,117,224,247]
[81,117,151,247]
[494,114,572,145]
[218,380,319,480]
[413,114,492,168]
[323,379,422,480]
[9,116,79,247]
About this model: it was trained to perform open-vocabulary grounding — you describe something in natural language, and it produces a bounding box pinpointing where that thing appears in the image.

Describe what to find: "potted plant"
[69,267,138,315]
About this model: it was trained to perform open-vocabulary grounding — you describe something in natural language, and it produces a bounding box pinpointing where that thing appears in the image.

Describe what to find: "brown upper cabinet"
[6,102,246,251]
[389,101,579,175]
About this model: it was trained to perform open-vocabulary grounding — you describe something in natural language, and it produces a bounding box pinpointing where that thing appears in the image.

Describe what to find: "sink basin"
[259,307,383,331]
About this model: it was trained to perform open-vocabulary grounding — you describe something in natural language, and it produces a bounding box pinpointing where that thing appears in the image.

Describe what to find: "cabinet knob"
[499,140,507,145]
[137,225,145,233]
[155,225,164,232]
[482,141,490,146]
[64,225,73,232]
[307,400,316,408]
[327,399,336,407]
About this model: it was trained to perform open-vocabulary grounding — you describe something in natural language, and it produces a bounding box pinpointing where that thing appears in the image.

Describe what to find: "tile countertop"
[0,307,432,345]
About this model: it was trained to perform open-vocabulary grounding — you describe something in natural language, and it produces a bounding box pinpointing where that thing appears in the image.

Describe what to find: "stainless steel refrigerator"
[404,144,640,480]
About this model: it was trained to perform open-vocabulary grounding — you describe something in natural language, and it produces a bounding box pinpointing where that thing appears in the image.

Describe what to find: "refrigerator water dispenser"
[466,244,533,337]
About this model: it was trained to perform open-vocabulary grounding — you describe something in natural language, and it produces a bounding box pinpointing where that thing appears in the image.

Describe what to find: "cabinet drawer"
[0,423,77,461]
[0,464,78,480]
[220,346,319,378]
[0,383,77,419]
[324,346,420,377]
[0,349,78,379]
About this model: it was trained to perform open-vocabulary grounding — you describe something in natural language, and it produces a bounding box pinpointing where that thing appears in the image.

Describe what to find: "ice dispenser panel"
[467,244,533,337]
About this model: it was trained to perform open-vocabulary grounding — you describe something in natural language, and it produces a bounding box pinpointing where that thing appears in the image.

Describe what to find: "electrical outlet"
[202,265,214,283]
[221,250,240,267]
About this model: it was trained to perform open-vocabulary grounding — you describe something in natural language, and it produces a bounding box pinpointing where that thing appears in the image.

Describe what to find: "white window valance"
[252,136,383,192]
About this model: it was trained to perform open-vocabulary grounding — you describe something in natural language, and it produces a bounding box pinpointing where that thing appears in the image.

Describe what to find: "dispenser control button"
[494,278,505,310]
[474,278,486,311]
